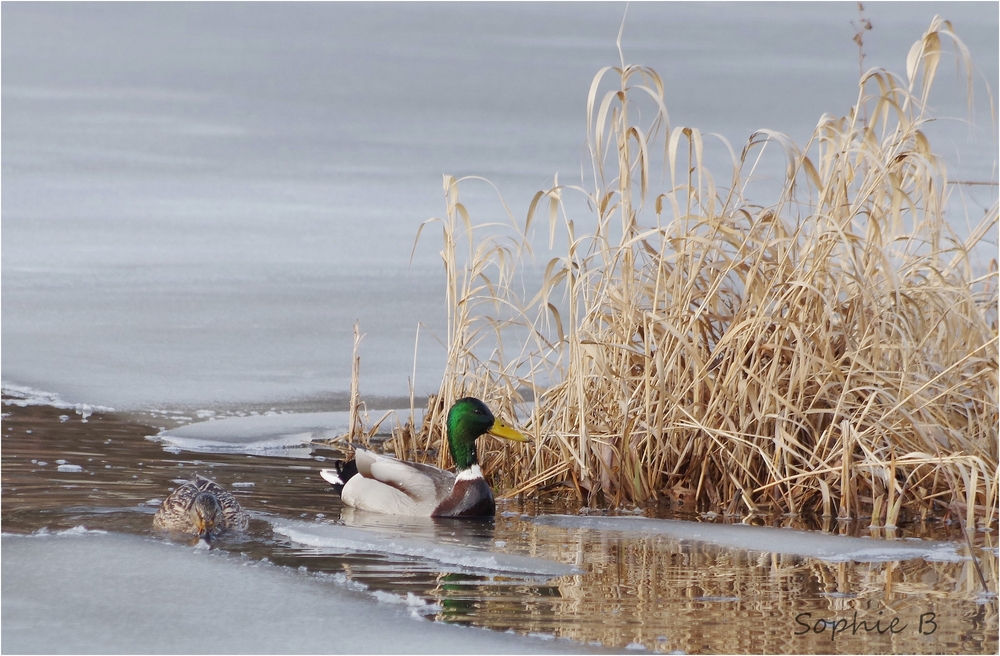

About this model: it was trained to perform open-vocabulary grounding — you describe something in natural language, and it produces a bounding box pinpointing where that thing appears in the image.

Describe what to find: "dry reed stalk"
[403,18,998,525]
[347,322,364,444]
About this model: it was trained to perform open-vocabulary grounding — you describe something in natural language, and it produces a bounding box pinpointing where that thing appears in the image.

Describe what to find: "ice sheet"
[4,3,995,410]
[151,411,350,458]
[1,530,599,654]
[533,515,963,563]
[151,410,415,458]
[2,384,113,418]
[272,518,580,577]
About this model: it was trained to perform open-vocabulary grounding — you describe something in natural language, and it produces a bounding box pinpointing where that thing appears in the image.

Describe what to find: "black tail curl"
[327,459,358,495]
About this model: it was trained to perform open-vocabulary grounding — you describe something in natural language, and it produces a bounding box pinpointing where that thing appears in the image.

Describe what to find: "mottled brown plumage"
[153,475,249,539]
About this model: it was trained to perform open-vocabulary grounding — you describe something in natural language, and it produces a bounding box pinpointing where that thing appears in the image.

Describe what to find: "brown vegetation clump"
[396,18,998,527]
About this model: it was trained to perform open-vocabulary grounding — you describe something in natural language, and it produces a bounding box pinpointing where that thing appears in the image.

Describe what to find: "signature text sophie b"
[795,610,937,640]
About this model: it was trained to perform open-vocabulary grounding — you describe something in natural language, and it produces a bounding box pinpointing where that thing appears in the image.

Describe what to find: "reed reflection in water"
[396,512,993,654]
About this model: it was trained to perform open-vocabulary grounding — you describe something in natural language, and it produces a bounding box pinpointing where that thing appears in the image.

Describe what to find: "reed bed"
[392,18,998,526]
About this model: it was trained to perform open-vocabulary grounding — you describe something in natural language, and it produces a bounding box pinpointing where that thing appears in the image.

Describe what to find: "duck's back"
[152,481,201,530]
[329,448,456,516]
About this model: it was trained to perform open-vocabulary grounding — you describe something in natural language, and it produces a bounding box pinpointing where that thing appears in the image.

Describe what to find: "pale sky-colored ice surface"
[272,518,582,576]
[154,410,366,457]
[3,2,997,410]
[531,515,962,563]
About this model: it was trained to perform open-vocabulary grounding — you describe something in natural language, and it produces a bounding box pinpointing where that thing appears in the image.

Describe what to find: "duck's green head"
[189,491,223,540]
[446,397,528,471]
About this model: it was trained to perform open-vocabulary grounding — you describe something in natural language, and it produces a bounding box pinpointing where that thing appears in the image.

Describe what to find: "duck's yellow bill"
[488,419,530,443]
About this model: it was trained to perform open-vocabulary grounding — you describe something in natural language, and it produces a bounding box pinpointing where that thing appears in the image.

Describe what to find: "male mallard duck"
[153,475,250,540]
[320,397,528,517]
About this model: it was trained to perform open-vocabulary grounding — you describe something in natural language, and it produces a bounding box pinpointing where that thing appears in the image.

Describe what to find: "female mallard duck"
[320,397,528,517]
[153,475,250,540]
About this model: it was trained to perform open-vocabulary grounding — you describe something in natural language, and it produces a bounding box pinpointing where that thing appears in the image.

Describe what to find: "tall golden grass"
[394,18,998,527]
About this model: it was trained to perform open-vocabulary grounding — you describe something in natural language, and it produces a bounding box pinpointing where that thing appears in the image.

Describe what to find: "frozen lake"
[3,1,997,410]
[2,4,998,654]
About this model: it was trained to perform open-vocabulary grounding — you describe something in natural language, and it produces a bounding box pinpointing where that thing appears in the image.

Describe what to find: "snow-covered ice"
[273,519,580,577]
[152,412,342,458]
[370,590,443,616]
[2,384,114,415]
[533,515,963,562]
[151,410,416,458]
[1,531,598,654]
